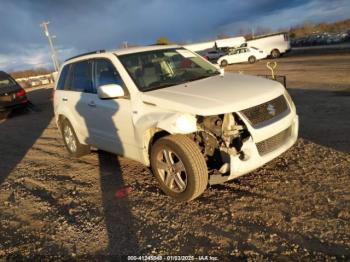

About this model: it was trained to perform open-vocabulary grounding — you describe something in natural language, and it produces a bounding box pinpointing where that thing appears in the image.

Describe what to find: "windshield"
[118,48,220,92]
[0,75,16,89]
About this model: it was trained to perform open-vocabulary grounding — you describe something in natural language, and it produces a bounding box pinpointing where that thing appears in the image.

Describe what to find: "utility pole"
[40,21,60,72]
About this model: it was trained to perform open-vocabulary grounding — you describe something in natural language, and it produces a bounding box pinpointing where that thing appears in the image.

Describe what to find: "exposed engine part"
[199,115,223,137]
[201,132,218,156]
[194,113,249,171]
[219,163,230,174]
[220,146,238,156]
[222,113,244,148]
[196,114,246,156]
[192,131,218,157]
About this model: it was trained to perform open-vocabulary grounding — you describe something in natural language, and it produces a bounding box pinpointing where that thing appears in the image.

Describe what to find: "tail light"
[15,88,26,98]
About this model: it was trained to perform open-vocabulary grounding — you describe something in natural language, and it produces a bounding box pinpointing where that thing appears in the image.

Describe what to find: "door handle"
[62,97,68,101]
[88,101,96,107]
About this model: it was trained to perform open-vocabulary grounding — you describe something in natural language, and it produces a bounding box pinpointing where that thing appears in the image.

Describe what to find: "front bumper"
[209,114,299,185]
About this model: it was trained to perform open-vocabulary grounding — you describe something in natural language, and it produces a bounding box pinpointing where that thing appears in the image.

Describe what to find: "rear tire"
[271,49,281,58]
[220,60,228,67]
[150,135,208,201]
[60,118,90,158]
[248,56,256,63]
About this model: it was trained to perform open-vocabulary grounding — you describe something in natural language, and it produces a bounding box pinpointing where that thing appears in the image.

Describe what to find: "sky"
[0,0,349,71]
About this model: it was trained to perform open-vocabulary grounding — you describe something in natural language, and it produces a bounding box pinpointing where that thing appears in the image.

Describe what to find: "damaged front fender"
[135,112,197,136]
[134,112,198,165]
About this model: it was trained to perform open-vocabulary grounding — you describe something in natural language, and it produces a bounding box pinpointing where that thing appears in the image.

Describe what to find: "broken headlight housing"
[284,90,295,111]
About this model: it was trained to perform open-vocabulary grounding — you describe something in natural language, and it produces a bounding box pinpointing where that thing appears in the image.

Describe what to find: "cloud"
[0,0,349,71]
[0,45,77,71]
[0,47,50,70]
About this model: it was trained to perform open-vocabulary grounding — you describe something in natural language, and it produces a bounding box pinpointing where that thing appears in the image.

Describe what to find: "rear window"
[0,74,16,89]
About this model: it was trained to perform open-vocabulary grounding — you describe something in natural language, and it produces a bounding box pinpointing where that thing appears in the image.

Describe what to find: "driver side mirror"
[97,84,125,99]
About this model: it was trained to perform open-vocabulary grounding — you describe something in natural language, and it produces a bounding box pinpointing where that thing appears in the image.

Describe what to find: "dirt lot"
[1,49,349,260]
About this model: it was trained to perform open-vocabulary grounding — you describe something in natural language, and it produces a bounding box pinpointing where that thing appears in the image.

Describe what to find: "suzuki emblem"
[267,104,276,116]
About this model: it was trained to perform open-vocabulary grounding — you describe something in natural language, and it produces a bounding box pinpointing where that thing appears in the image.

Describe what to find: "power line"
[40,21,60,72]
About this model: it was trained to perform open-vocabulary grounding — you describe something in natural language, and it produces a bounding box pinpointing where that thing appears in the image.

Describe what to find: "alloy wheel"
[63,125,77,153]
[156,148,188,193]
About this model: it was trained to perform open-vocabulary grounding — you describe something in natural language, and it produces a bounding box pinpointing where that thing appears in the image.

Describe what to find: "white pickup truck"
[54,45,298,201]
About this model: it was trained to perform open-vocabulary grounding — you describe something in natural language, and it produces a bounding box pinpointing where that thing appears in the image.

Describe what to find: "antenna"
[40,21,60,72]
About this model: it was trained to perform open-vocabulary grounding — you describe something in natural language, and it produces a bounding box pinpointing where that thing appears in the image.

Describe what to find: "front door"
[88,58,136,155]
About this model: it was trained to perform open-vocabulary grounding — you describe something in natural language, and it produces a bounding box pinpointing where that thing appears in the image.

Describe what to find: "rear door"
[57,60,97,145]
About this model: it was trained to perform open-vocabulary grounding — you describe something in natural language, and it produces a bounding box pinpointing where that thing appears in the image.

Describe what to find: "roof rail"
[65,50,106,62]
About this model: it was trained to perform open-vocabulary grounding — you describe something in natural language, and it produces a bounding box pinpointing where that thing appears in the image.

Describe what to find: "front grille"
[240,95,288,127]
[256,126,292,156]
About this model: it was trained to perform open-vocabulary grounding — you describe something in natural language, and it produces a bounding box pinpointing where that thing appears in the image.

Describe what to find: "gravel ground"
[0,50,349,260]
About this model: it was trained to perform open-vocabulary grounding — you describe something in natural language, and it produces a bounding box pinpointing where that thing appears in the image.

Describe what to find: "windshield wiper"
[143,71,220,91]
[188,72,219,82]
[144,82,182,92]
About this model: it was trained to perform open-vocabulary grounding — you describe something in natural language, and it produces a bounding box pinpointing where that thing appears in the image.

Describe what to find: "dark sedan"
[0,71,28,112]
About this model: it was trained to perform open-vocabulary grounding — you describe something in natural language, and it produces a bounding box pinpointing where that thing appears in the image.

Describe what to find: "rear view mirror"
[97,84,125,99]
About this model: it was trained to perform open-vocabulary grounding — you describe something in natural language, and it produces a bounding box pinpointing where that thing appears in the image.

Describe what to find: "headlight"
[284,90,295,111]
[175,114,197,133]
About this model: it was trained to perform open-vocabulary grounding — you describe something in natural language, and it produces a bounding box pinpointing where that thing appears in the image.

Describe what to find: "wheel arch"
[135,112,197,165]
[141,127,171,166]
[248,55,256,62]
[56,114,87,145]
[270,48,281,58]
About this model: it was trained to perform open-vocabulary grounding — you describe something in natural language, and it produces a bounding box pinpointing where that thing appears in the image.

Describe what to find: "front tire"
[150,135,208,201]
[60,118,90,157]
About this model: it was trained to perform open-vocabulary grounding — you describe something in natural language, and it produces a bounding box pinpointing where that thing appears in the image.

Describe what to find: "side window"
[94,59,124,89]
[68,60,94,93]
[56,65,69,90]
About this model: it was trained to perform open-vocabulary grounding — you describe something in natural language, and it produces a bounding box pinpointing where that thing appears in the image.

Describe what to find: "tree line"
[289,19,350,38]
[10,68,51,79]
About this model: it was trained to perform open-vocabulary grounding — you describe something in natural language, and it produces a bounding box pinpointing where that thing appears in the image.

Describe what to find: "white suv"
[53,45,298,201]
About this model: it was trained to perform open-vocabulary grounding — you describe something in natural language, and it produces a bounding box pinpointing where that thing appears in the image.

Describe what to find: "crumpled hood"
[141,73,285,116]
